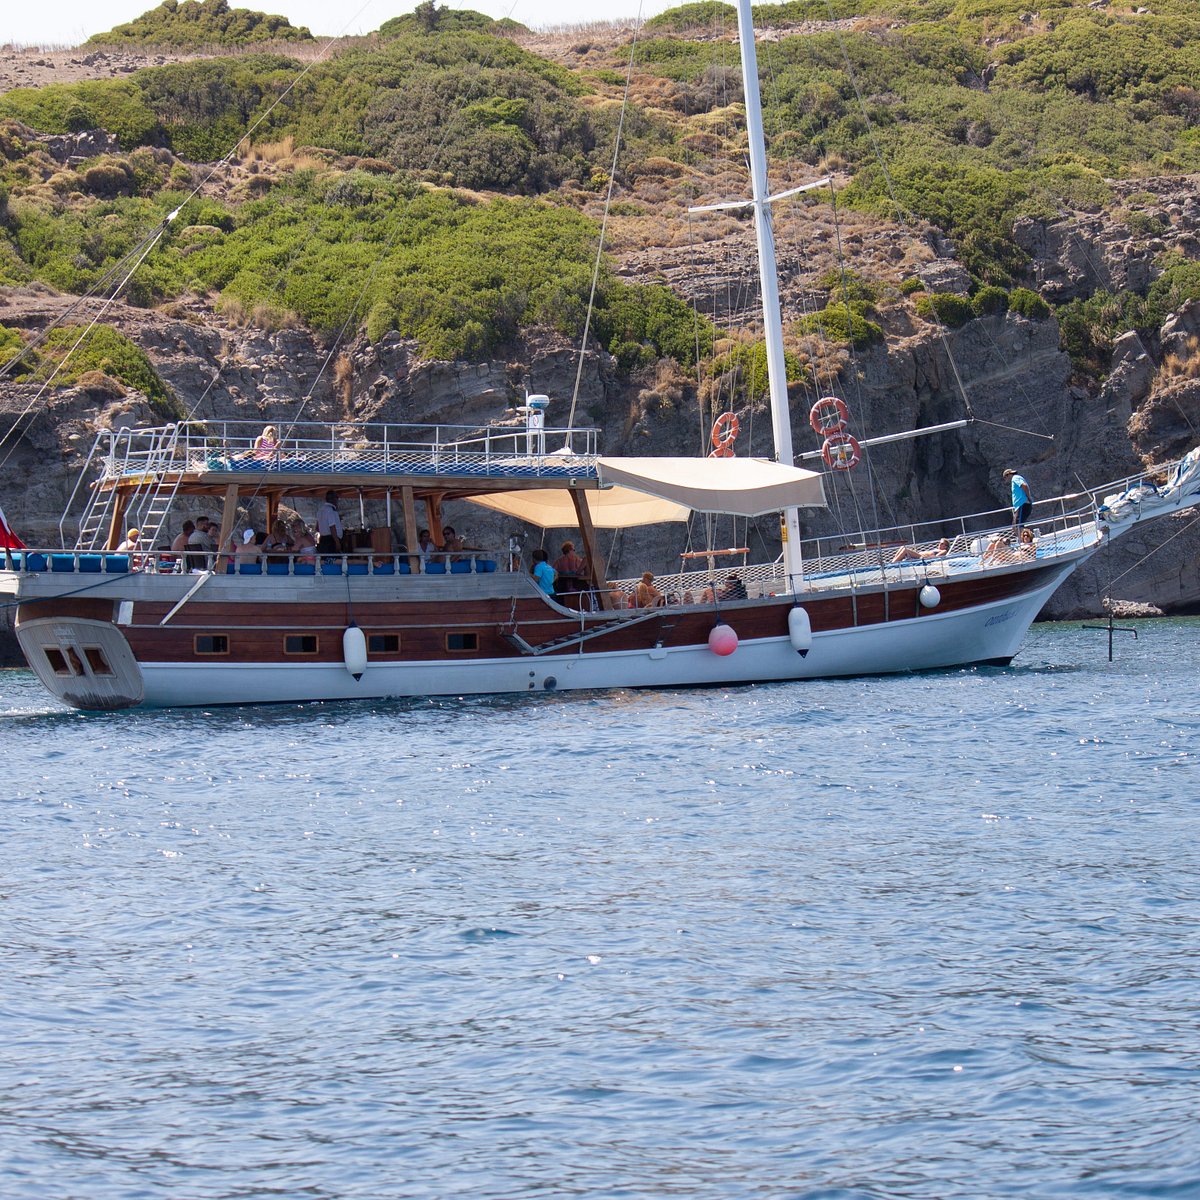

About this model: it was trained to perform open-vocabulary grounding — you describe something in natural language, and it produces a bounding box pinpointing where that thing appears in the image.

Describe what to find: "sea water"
[1,620,1198,1199]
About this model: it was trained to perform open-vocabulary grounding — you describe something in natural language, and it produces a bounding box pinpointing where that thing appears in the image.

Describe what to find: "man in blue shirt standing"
[1003,468,1033,530]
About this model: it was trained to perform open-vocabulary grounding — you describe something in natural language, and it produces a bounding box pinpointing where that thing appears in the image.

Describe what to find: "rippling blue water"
[2,619,1199,1199]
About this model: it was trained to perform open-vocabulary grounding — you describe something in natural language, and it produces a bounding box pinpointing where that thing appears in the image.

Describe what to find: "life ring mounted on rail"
[821,432,862,471]
[709,411,740,458]
[809,396,849,437]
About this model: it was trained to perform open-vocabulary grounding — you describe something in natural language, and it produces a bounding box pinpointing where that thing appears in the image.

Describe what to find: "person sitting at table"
[235,528,261,564]
[553,540,587,599]
[531,548,556,596]
[263,518,293,563]
[291,521,317,565]
[634,571,664,608]
[440,525,467,563]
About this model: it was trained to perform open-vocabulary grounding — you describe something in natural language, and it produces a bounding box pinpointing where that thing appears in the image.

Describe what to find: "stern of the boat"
[15,614,145,710]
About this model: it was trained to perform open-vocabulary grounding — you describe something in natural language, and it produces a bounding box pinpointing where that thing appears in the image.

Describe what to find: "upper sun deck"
[93,418,602,496]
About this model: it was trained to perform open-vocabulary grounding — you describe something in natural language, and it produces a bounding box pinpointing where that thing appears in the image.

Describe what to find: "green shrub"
[35,324,178,414]
[379,2,524,37]
[88,0,313,48]
[798,301,883,347]
[972,285,1009,317]
[0,79,162,149]
[915,291,974,328]
[706,340,805,405]
[645,2,736,33]
[0,322,32,377]
[1009,287,1051,320]
[593,281,714,371]
[817,268,878,305]
[899,276,926,295]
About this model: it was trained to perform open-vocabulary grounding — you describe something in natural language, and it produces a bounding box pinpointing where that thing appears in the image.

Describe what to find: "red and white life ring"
[821,432,862,471]
[809,396,849,437]
[709,411,740,458]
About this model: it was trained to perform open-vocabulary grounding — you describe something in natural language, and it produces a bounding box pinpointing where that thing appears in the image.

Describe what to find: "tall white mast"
[734,0,804,585]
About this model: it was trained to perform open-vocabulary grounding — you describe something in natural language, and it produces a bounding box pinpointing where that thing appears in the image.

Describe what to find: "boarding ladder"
[66,425,184,550]
[499,607,670,656]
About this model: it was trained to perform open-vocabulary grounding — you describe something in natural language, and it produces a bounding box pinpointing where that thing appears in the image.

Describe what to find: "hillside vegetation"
[86,0,313,48]
[0,0,1198,381]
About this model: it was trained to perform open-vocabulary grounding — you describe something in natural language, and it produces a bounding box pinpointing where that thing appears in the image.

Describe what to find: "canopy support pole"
[105,490,129,552]
[572,489,611,610]
[401,486,420,574]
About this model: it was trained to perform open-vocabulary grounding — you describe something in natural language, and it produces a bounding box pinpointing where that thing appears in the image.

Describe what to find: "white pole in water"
[735,0,804,586]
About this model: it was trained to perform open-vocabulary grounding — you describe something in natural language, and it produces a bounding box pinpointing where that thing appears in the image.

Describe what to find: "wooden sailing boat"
[2,0,1198,711]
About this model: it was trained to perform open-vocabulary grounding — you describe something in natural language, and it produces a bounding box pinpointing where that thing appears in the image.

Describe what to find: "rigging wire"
[0,0,379,468]
[565,3,645,439]
[1102,510,1200,595]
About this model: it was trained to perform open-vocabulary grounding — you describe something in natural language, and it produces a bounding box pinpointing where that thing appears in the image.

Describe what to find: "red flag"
[0,500,25,550]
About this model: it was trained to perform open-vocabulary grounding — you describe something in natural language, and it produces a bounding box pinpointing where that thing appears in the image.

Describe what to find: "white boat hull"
[103,565,1068,708]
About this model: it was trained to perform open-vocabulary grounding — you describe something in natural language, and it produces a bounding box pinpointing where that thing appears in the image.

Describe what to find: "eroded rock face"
[1012,176,1200,304]
[3,277,1200,637]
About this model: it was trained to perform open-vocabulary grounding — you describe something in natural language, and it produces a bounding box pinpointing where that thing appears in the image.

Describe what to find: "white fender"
[919,585,941,609]
[343,624,367,680]
[788,605,812,656]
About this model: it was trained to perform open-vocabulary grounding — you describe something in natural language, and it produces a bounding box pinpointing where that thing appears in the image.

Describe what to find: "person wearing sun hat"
[235,527,261,564]
[116,528,140,553]
[1003,467,1033,531]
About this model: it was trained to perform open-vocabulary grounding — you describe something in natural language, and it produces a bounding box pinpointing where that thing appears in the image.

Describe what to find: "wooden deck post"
[217,484,239,553]
[572,489,611,610]
[401,485,420,573]
[105,490,129,552]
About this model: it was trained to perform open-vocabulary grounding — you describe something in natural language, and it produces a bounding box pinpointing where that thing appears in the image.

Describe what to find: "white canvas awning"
[597,456,827,516]
[466,485,690,529]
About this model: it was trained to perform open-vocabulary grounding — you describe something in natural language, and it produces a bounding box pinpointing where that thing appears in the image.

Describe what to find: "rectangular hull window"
[195,635,230,655]
[445,632,479,652]
[285,635,319,655]
[44,647,72,675]
[368,634,400,654]
[84,647,114,676]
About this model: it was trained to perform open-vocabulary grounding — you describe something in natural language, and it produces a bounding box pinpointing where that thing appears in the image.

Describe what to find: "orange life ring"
[822,432,862,471]
[710,411,740,453]
[809,396,849,437]
[708,443,734,459]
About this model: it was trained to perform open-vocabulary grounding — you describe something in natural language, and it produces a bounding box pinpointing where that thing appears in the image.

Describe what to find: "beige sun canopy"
[466,485,691,529]
[597,456,827,517]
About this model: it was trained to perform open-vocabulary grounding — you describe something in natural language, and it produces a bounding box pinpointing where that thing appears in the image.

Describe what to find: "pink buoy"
[708,623,738,656]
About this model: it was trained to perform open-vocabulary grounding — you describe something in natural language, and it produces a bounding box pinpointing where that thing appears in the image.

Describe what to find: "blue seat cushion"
[51,554,76,572]
[450,560,472,574]
[476,559,497,573]
[104,554,130,573]
[424,561,446,575]
[238,562,263,575]
[347,561,369,575]
[373,562,395,575]
[320,560,343,575]
[398,561,412,575]
[78,554,102,573]
[266,561,290,575]
[294,562,316,576]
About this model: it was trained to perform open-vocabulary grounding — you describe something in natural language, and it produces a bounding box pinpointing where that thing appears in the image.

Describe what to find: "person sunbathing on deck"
[892,538,950,563]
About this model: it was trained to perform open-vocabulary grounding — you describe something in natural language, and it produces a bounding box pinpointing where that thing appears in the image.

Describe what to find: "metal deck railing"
[94,420,601,484]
